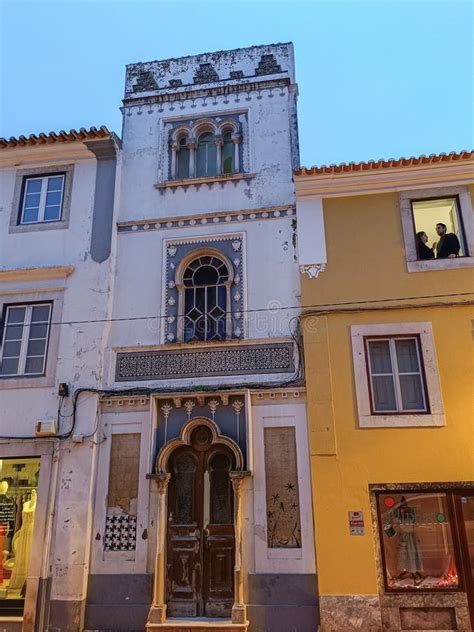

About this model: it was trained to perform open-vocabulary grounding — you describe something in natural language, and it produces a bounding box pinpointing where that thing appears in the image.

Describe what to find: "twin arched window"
[179,255,232,342]
[171,126,240,180]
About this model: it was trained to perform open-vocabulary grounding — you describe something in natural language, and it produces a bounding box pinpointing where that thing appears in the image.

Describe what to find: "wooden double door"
[166,425,235,617]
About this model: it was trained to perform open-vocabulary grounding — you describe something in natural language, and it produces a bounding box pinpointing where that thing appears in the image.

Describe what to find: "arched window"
[196,132,217,177]
[176,137,190,179]
[222,132,234,174]
[181,255,230,342]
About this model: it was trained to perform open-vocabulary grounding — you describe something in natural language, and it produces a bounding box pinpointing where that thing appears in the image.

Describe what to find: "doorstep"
[0,617,23,632]
[146,618,249,632]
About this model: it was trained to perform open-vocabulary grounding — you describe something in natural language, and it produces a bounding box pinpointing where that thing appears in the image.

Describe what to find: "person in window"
[416,232,435,260]
[434,223,460,258]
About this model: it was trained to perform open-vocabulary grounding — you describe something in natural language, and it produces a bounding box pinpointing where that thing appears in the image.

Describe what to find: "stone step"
[146,618,248,632]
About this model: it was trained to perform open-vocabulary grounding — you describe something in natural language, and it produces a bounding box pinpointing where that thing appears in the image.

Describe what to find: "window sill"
[0,375,54,389]
[359,413,445,428]
[154,172,256,191]
[407,256,474,272]
[9,219,69,234]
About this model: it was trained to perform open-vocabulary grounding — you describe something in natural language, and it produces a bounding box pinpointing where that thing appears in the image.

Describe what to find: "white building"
[0,43,318,632]
[0,127,120,631]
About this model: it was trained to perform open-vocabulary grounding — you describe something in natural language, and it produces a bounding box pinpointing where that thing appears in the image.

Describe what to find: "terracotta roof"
[295,150,474,176]
[0,125,112,148]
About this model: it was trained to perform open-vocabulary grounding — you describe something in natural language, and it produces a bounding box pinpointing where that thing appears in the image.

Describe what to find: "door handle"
[204,528,210,537]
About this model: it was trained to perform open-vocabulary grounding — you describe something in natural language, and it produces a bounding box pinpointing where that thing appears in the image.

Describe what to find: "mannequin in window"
[395,496,424,584]
[0,481,15,566]
[9,490,36,591]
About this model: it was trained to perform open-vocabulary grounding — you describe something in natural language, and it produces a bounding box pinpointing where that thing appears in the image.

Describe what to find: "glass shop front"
[0,457,40,615]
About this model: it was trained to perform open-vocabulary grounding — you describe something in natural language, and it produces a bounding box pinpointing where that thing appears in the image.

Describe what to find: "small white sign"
[349,510,365,535]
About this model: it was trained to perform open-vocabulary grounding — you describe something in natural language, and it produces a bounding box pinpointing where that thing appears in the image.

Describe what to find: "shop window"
[376,492,460,591]
[0,303,52,378]
[0,458,40,614]
[365,336,428,413]
[412,197,467,260]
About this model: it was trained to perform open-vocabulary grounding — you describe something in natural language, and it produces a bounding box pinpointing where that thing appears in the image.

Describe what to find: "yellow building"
[295,151,474,631]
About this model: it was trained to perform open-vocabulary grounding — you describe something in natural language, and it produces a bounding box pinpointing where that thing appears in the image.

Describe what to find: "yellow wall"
[301,187,474,308]
[301,187,474,596]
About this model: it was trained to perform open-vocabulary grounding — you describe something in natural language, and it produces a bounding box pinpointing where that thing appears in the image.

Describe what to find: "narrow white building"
[0,127,120,631]
[0,43,318,632]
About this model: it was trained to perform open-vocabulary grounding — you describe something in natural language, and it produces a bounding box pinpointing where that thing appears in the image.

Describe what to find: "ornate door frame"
[146,417,250,626]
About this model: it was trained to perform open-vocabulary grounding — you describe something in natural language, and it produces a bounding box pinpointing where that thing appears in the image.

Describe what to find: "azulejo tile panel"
[115,342,294,381]
[104,514,137,551]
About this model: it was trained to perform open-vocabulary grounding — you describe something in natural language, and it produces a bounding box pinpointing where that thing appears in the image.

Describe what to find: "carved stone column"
[230,471,250,625]
[232,134,241,173]
[170,143,178,179]
[188,139,196,178]
[215,135,224,174]
[147,473,171,626]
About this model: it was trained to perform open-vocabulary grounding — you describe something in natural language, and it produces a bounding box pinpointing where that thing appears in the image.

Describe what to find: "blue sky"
[0,0,472,166]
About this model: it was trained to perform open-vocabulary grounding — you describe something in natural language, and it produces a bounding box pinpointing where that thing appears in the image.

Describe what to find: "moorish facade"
[0,43,318,632]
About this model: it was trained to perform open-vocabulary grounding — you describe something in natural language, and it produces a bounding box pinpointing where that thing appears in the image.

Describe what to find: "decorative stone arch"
[218,119,240,136]
[156,416,244,473]
[147,415,249,626]
[175,247,235,342]
[169,124,191,144]
[191,118,219,139]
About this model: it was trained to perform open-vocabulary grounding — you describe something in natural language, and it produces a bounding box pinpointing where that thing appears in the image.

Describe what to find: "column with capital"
[215,135,224,175]
[232,134,241,173]
[230,471,250,625]
[146,473,171,626]
[188,139,196,178]
[170,142,178,179]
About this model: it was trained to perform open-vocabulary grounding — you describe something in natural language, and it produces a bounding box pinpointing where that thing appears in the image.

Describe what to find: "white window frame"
[365,336,427,414]
[351,322,445,428]
[0,303,52,377]
[400,185,474,272]
[20,174,65,224]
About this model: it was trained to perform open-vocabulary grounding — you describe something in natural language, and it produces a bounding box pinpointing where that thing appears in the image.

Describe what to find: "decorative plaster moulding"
[299,263,326,279]
[154,172,256,193]
[294,161,474,198]
[115,340,295,381]
[121,81,292,113]
[117,205,295,234]
[0,265,74,282]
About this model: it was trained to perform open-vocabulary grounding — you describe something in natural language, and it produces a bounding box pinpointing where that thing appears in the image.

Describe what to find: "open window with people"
[412,197,468,261]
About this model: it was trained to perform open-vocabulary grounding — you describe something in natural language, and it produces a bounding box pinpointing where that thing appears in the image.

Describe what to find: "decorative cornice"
[122,79,290,108]
[84,137,122,160]
[0,265,74,283]
[117,205,295,234]
[295,153,474,199]
[101,397,150,411]
[299,263,326,279]
[251,388,306,404]
[154,172,256,193]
